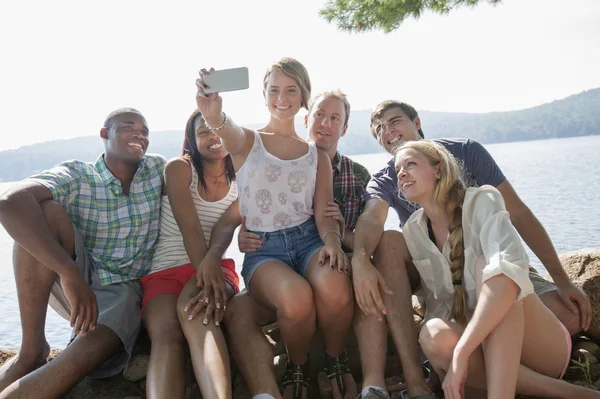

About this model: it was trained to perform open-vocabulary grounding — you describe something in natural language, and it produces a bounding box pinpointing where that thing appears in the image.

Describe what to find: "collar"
[331,151,343,174]
[95,154,148,187]
[95,154,119,186]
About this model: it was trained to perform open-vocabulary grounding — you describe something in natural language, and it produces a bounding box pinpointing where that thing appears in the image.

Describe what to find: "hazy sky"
[0,0,599,151]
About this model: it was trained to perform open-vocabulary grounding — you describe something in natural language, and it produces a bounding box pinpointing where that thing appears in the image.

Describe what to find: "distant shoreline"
[1,134,599,183]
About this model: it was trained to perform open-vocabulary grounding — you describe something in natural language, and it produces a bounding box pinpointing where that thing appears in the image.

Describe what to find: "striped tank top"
[149,160,238,274]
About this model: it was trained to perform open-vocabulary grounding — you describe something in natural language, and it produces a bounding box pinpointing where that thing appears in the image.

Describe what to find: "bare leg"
[178,277,232,399]
[224,291,280,398]
[250,261,316,366]
[353,304,388,391]
[420,295,600,398]
[0,200,73,393]
[250,262,316,399]
[0,324,122,399]
[366,231,430,397]
[143,294,186,399]
[305,253,357,399]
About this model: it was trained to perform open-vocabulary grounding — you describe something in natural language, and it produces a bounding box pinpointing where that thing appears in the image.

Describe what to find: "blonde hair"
[308,89,351,126]
[397,140,468,325]
[263,57,311,109]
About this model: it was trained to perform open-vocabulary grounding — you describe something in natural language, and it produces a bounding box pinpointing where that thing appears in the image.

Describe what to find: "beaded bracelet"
[206,112,228,131]
[321,229,342,241]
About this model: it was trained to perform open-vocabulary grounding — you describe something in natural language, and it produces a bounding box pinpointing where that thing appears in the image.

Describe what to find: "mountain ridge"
[1,88,598,182]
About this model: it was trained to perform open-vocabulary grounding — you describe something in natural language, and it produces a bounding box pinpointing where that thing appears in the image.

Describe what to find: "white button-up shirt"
[403,186,534,323]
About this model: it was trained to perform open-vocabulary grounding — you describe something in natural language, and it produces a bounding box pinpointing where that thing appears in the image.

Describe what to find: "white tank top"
[236,130,318,232]
[150,161,238,274]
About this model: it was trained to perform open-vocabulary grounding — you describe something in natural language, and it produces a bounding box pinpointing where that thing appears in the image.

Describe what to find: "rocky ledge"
[2,248,600,398]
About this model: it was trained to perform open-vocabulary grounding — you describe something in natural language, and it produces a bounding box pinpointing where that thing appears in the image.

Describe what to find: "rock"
[559,249,600,343]
[123,354,149,382]
[273,354,287,382]
[317,370,333,398]
[574,341,600,359]
[412,294,425,318]
[4,248,599,398]
[573,348,599,365]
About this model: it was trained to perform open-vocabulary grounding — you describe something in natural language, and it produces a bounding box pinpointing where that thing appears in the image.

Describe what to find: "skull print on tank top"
[236,130,318,232]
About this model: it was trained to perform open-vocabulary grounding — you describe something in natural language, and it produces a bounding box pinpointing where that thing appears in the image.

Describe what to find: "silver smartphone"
[204,67,249,94]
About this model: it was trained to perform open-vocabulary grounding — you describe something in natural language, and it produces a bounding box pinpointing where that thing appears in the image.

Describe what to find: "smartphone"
[204,67,249,94]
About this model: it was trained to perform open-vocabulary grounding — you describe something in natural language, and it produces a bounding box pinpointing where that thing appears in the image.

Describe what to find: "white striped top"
[149,160,238,274]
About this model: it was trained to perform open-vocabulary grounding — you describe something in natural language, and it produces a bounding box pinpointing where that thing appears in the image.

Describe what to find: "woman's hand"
[195,255,228,323]
[195,68,224,127]
[442,350,469,399]
[319,234,350,274]
[183,289,219,326]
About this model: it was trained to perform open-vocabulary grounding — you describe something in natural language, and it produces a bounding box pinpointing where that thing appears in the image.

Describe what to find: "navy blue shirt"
[365,138,506,228]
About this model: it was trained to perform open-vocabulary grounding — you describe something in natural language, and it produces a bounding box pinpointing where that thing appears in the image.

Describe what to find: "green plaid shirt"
[332,152,371,231]
[29,154,166,285]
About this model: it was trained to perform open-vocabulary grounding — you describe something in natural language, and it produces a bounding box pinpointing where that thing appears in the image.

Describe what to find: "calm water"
[1,136,599,349]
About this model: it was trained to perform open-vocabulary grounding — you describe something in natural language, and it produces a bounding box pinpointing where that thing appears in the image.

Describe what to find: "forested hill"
[0,88,598,182]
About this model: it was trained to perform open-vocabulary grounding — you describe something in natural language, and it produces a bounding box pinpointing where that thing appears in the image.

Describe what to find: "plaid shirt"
[332,152,371,231]
[29,153,166,285]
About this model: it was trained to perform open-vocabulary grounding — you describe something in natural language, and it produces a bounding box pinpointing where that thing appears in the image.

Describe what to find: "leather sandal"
[324,348,353,395]
[281,357,310,399]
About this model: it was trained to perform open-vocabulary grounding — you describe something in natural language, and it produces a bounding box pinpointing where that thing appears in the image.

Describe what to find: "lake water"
[1,136,599,349]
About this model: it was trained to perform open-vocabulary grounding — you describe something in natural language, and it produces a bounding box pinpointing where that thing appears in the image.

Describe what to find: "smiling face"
[264,70,304,122]
[306,95,348,154]
[395,147,440,204]
[373,107,422,154]
[193,116,228,161]
[101,112,149,164]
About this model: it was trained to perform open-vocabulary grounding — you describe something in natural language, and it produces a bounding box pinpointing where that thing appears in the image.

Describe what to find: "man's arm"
[351,198,393,319]
[352,198,389,262]
[0,180,98,335]
[497,179,592,330]
[0,181,79,277]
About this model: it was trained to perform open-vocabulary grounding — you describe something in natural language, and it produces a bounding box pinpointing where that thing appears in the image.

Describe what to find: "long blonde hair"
[397,141,469,325]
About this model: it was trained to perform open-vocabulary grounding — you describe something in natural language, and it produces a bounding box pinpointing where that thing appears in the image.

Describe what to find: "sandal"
[281,357,310,399]
[324,348,352,396]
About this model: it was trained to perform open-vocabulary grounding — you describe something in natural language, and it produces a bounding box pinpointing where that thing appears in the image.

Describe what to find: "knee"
[278,284,315,323]
[148,318,185,347]
[419,318,459,359]
[312,276,353,316]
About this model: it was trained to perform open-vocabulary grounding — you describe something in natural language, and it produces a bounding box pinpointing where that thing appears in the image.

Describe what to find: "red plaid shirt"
[332,152,371,231]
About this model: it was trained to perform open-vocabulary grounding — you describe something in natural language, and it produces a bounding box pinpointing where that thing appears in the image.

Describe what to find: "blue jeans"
[241,218,324,291]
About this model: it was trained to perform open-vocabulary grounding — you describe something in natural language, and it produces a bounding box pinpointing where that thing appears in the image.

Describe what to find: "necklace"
[205,172,228,185]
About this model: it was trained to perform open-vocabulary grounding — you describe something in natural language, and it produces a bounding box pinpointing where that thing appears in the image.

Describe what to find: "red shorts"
[139,259,239,315]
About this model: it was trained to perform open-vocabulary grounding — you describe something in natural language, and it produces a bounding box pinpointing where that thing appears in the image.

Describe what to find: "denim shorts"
[241,217,324,291]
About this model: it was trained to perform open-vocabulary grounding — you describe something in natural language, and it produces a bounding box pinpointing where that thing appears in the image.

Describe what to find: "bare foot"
[330,372,358,399]
[0,342,50,393]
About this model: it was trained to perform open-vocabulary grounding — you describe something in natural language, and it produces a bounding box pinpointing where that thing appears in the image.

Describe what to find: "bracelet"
[321,229,342,242]
[206,112,228,131]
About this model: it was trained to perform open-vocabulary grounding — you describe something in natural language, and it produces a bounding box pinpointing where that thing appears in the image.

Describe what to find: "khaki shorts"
[529,266,558,297]
[48,225,143,378]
